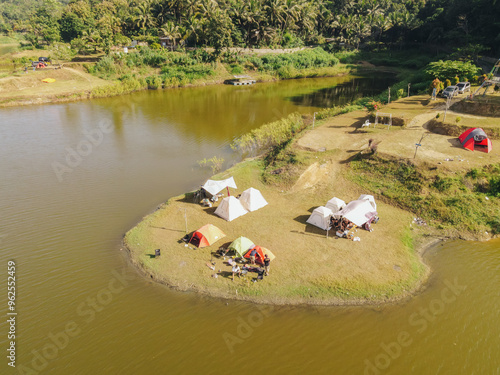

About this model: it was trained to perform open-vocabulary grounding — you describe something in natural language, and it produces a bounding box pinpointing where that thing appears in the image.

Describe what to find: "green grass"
[348,154,500,235]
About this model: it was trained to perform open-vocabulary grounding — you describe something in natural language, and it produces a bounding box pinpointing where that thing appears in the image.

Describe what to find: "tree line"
[0,0,498,56]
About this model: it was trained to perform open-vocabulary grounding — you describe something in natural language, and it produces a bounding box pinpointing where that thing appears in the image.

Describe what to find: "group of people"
[331,217,355,233]
[231,252,271,281]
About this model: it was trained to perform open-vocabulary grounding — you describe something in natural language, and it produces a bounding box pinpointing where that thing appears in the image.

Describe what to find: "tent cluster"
[227,236,276,265]
[188,177,275,264]
[306,195,378,237]
[188,229,275,265]
[458,128,492,153]
[200,177,268,222]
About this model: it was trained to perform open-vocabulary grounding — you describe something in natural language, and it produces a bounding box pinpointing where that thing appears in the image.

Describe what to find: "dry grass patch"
[0,65,110,105]
[125,156,428,305]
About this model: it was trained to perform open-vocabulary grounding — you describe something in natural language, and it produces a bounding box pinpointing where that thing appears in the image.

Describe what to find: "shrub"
[277,65,297,79]
[198,156,224,174]
[230,64,244,75]
[366,100,382,112]
[489,176,500,197]
[231,113,305,153]
[146,75,163,89]
[445,79,451,88]
[93,55,116,76]
[424,60,480,81]
[455,116,461,124]
[429,78,444,95]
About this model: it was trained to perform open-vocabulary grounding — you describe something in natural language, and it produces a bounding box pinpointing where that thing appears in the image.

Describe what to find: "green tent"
[228,236,254,257]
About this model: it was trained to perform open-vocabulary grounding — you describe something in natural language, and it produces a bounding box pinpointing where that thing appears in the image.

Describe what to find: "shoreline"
[0,64,354,108]
[122,222,447,307]
[121,93,500,307]
[122,155,435,307]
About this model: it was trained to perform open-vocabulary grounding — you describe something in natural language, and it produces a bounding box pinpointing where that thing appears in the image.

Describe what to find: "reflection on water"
[289,73,397,107]
[0,75,498,375]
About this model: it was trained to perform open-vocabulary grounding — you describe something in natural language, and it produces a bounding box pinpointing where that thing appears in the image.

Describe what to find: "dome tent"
[239,187,268,212]
[458,128,492,153]
[306,206,333,230]
[214,196,248,221]
[189,224,226,248]
[325,197,346,213]
[228,236,254,258]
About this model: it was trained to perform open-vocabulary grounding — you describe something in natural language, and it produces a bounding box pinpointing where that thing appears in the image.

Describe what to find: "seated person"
[232,264,241,281]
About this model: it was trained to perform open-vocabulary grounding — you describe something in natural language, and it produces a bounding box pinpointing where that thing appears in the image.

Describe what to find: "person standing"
[264,254,271,276]
[249,248,257,265]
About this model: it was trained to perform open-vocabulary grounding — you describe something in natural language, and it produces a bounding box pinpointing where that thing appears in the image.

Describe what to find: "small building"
[159,37,184,51]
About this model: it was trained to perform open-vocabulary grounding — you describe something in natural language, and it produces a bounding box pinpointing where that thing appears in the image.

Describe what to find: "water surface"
[0,75,498,375]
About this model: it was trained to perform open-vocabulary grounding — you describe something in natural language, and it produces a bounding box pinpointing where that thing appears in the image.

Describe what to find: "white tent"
[332,200,377,227]
[202,177,237,196]
[325,197,346,213]
[358,194,377,210]
[306,206,333,230]
[239,187,268,212]
[214,196,248,221]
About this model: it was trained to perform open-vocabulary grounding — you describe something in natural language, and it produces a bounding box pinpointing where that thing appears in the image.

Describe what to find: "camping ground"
[124,92,500,305]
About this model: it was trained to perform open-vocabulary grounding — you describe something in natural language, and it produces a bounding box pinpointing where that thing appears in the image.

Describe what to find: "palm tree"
[134,0,156,35]
[160,20,181,47]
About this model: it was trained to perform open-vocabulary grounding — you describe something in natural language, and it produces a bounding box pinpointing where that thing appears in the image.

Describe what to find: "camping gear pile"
[306,194,379,239]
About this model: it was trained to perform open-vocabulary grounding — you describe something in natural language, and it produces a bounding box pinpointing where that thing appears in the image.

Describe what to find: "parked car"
[456,82,471,94]
[442,85,459,98]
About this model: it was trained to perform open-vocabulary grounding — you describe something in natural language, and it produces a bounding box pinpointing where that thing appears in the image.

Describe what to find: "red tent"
[244,245,265,265]
[458,128,492,153]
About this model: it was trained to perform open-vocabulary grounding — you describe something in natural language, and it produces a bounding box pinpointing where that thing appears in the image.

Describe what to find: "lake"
[0,73,498,374]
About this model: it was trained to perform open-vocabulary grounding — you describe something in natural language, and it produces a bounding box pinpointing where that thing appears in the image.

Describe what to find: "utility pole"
[414,133,429,159]
[407,83,411,97]
[179,208,188,234]
[388,87,391,104]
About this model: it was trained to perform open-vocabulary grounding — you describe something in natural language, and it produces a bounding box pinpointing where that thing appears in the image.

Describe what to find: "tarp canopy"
[189,224,225,248]
[214,196,248,221]
[239,187,268,212]
[459,128,492,153]
[228,236,255,258]
[358,194,377,211]
[202,177,237,196]
[325,197,346,213]
[306,206,333,230]
[333,200,377,227]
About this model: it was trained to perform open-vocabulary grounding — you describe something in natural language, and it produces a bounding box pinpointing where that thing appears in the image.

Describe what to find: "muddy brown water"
[1,74,499,375]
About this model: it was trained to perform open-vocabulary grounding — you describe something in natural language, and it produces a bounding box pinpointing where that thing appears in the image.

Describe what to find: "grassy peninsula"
[124,93,500,305]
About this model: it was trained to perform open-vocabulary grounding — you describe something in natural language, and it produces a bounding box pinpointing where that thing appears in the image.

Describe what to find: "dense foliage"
[1,0,499,56]
[350,156,500,235]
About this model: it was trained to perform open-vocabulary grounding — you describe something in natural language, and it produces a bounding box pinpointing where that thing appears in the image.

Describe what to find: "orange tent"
[189,224,225,248]
[244,245,266,265]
